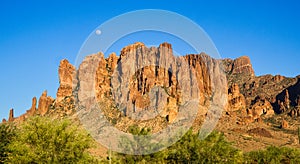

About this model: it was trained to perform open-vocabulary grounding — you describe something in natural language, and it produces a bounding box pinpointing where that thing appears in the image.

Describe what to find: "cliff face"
[56,59,76,103]
[93,42,228,123]
[3,42,300,125]
[223,56,255,76]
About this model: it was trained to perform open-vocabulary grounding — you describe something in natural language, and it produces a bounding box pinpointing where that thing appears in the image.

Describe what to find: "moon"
[95,29,101,35]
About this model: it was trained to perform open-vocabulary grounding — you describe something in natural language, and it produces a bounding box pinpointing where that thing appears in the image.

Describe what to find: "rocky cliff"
[2,42,300,128]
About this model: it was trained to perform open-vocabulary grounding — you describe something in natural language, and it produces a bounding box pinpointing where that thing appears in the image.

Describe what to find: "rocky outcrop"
[26,97,37,116]
[112,42,184,121]
[276,90,291,113]
[283,90,291,110]
[120,42,145,57]
[8,109,14,122]
[52,59,77,117]
[227,83,246,111]
[272,75,285,83]
[185,53,228,116]
[3,42,300,127]
[289,96,300,117]
[95,53,112,100]
[37,91,54,116]
[56,59,76,103]
[252,96,274,116]
[224,56,255,76]
[242,96,274,124]
[94,52,119,101]
[226,61,299,118]
[4,97,38,123]
[108,42,227,123]
[76,53,103,112]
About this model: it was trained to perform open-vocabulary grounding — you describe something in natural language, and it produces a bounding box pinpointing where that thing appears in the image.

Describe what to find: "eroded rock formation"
[224,56,255,76]
[8,109,14,122]
[251,96,274,116]
[56,59,76,103]
[227,83,246,111]
[2,42,300,126]
[27,97,37,116]
[37,91,54,116]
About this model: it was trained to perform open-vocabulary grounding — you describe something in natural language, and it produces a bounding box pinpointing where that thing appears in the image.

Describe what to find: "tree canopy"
[5,116,96,163]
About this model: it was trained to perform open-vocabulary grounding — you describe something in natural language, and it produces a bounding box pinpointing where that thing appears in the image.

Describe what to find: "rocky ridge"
[2,42,300,150]
[3,42,300,122]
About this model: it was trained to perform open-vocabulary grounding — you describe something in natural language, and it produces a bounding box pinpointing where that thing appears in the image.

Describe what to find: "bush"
[0,123,16,163]
[5,116,96,163]
[166,130,243,163]
[245,146,300,163]
[112,128,243,163]
[113,125,166,164]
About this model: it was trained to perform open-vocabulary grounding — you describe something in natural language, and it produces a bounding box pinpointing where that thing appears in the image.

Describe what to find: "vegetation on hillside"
[1,117,96,163]
[1,117,300,163]
[0,123,16,163]
[109,126,300,163]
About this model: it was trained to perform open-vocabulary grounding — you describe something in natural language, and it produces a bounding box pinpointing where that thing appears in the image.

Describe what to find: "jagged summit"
[223,55,255,76]
[3,42,299,123]
[120,42,146,56]
[2,42,300,151]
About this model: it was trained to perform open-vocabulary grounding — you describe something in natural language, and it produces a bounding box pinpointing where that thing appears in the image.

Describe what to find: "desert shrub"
[166,130,243,163]
[112,125,167,164]
[0,123,16,163]
[111,128,243,163]
[102,127,300,163]
[5,116,96,163]
[245,146,300,164]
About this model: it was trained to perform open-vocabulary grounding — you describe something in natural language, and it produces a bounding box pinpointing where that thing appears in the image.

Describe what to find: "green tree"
[6,116,96,163]
[0,123,16,163]
[166,130,243,163]
[113,125,167,164]
[113,128,243,163]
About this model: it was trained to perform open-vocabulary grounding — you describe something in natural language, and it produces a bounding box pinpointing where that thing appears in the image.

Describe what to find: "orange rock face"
[227,83,246,111]
[27,97,37,116]
[224,56,255,76]
[95,53,115,100]
[8,109,14,122]
[37,91,54,116]
[185,53,228,115]
[232,56,255,76]
[120,42,145,57]
[4,42,300,126]
[56,59,76,103]
[94,42,227,123]
[5,97,38,123]
[110,42,183,122]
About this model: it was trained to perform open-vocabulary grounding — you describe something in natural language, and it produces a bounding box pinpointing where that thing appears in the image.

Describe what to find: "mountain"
[2,42,300,151]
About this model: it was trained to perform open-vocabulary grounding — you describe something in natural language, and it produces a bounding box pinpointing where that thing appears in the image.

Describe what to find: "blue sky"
[0,0,299,119]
